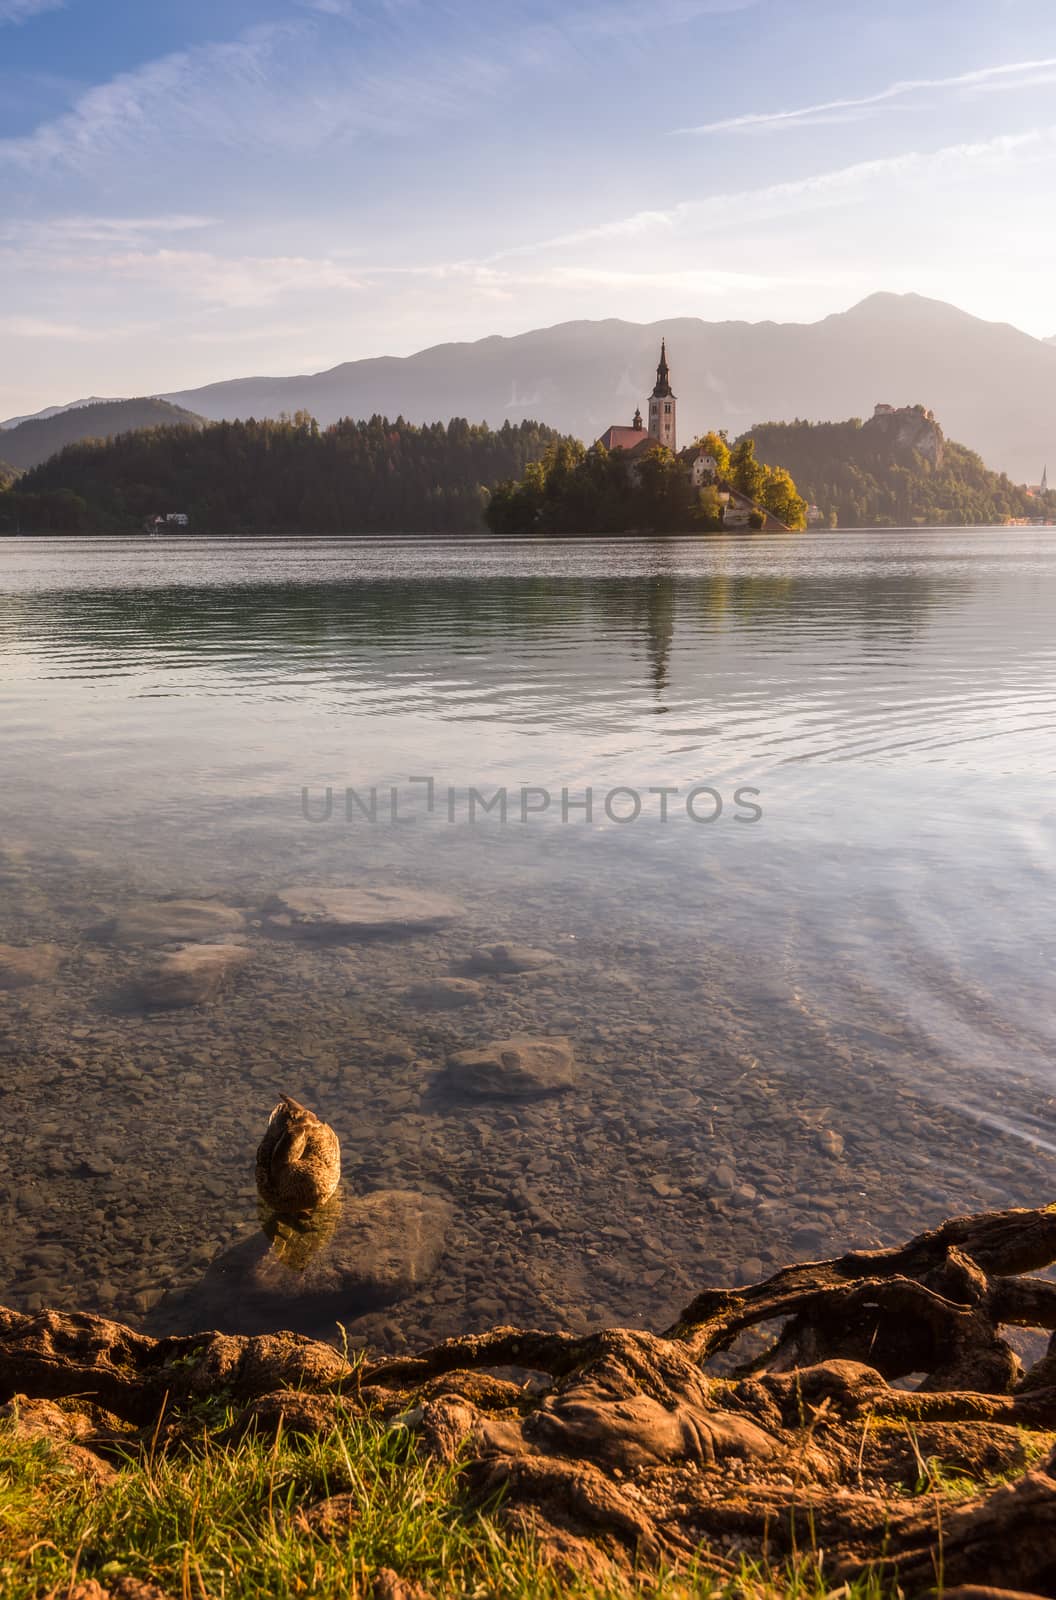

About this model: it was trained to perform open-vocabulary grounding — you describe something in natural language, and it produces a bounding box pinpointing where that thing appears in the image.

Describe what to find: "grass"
[0,1406,900,1600]
[903,1422,1053,1501]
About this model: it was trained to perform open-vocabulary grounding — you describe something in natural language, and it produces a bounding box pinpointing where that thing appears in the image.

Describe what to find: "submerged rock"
[464,944,557,975]
[158,1189,453,1337]
[263,885,462,940]
[102,901,246,947]
[446,1036,576,1098]
[136,942,250,1008]
[404,977,484,1010]
[0,943,61,989]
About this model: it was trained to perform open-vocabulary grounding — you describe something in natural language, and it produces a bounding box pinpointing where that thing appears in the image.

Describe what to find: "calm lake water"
[1,530,1054,1349]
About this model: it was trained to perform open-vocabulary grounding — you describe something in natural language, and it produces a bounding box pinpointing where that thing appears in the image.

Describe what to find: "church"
[596,341,791,530]
[597,340,720,488]
[597,339,680,462]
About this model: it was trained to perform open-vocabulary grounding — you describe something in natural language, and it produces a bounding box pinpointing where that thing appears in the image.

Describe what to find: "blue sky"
[3,0,1056,414]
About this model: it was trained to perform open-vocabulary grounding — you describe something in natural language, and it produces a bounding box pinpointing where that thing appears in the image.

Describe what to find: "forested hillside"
[2,416,569,534]
[0,398,204,472]
[1,414,565,534]
[750,414,1051,527]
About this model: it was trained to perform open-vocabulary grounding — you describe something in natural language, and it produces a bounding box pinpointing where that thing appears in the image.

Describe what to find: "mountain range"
[4,294,1054,483]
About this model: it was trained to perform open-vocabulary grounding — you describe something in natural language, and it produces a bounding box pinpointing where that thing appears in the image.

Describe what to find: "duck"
[255,1094,341,1217]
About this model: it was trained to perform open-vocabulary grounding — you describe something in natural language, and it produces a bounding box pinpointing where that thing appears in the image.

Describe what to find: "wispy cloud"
[2,215,216,246]
[679,57,1056,135]
[500,130,1049,255]
[0,0,62,24]
[0,14,508,174]
[68,249,366,309]
[0,315,151,341]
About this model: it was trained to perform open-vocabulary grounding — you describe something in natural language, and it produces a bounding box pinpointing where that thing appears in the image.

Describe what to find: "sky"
[3,0,1056,415]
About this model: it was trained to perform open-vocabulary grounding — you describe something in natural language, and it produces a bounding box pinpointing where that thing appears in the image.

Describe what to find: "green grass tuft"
[0,1412,898,1600]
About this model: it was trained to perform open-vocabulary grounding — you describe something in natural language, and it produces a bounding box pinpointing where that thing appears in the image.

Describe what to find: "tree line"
[485,431,807,536]
[2,405,1037,537]
[0,414,566,535]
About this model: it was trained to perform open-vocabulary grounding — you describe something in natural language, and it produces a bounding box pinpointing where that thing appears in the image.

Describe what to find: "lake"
[1,530,1054,1350]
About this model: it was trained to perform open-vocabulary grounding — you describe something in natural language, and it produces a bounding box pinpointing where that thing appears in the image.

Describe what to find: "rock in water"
[446,1036,576,1098]
[156,1190,453,1337]
[137,943,250,1008]
[101,901,246,947]
[464,944,557,975]
[0,943,61,989]
[263,886,462,940]
[256,1096,341,1216]
[404,977,484,1010]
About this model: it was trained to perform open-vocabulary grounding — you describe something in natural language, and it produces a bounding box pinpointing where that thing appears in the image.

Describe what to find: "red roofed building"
[598,422,651,453]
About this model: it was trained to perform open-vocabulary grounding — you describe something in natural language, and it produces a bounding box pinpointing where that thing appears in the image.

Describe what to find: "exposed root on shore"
[5,1203,1056,1596]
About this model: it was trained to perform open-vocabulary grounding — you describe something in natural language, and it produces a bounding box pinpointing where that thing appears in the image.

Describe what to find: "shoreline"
[4,1201,1056,1597]
[3,522,1056,541]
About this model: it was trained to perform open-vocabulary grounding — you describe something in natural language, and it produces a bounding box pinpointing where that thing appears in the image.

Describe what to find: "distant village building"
[143,512,190,534]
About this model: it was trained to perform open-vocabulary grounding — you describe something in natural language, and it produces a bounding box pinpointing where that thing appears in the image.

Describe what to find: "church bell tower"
[647,339,677,452]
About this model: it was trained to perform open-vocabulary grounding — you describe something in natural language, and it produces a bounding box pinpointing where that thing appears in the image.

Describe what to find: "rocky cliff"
[863,403,946,468]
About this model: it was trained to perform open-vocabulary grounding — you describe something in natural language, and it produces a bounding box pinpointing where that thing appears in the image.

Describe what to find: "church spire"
[652,338,672,399]
[646,338,677,452]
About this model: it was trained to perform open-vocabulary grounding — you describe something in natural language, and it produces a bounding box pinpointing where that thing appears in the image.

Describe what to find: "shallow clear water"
[1,531,1054,1348]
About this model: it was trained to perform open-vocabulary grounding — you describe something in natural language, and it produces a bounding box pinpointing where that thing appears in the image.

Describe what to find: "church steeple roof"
[651,338,673,399]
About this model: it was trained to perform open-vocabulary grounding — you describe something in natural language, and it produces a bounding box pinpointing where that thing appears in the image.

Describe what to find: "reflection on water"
[0,532,1054,1349]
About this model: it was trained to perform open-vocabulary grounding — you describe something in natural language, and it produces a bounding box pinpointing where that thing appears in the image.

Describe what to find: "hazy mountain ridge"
[150,294,1056,484]
[7,295,1055,483]
[0,399,204,472]
[0,396,123,431]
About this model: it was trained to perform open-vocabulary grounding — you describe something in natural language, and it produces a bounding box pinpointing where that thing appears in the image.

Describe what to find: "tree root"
[7,1203,1056,1593]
